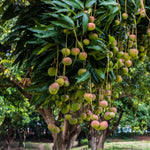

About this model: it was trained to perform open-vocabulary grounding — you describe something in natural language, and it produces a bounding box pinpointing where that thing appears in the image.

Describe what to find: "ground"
[0,136,150,150]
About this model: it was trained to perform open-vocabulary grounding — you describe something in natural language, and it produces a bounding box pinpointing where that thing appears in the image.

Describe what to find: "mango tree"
[0,0,150,150]
[79,58,150,149]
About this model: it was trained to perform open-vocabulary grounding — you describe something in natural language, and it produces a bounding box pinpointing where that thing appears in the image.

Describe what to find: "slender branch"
[116,93,134,100]
[18,86,32,99]
[37,108,47,121]
[107,111,123,136]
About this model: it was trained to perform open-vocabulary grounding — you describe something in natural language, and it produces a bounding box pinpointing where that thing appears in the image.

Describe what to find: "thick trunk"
[38,108,81,150]
[52,132,78,150]
[97,130,107,150]
[85,133,91,148]
[53,121,81,150]
[91,128,98,150]
[17,130,24,149]
[7,145,11,150]
[3,128,15,150]
[91,136,97,150]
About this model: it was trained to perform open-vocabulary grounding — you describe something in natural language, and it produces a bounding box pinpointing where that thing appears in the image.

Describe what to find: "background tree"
[0,87,31,150]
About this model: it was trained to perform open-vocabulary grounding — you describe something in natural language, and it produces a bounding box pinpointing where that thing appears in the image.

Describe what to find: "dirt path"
[134,136,150,141]
[39,144,45,150]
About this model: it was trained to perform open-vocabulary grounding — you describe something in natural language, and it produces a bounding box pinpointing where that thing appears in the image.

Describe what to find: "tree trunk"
[52,132,78,150]
[38,108,81,150]
[17,129,24,150]
[85,132,91,148]
[7,145,11,150]
[91,128,98,150]
[3,128,15,150]
[97,130,107,150]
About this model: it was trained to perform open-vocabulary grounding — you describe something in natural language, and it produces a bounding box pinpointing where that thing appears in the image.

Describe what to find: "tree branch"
[62,119,69,141]
[117,93,134,100]
[0,64,32,100]
[37,107,57,140]
[69,124,81,139]
[0,64,25,89]
[107,111,123,136]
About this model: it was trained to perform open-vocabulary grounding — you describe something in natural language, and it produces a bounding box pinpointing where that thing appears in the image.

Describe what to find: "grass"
[71,140,150,150]
[44,143,51,150]
[1,139,150,150]
[25,142,40,149]
[104,141,150,150]
[71,145,90,150]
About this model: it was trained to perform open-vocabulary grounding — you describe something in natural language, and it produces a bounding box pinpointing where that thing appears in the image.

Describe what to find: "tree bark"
[7,145,11,150]
[52,133,77,150]
[3,128,15,150]
[97,111,124,150]
[91,128,98,150]
[108,111,123,135]
[97,130,107,150]
[17,129,24,150]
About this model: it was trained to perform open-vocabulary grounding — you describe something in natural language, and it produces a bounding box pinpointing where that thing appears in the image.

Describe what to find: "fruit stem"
[90,76,92,94]
[73,28,84,52]
[56,45,59,79]
[134,15,138,50]
[125,0,127,13]
[109,85,112,108]
[125,28,127,53]
[65,34,68,49]
[113,85,116,103]
[140,0,150,21]
[63,65,66,76]
[94,2,97,17]
[106,52,109,85]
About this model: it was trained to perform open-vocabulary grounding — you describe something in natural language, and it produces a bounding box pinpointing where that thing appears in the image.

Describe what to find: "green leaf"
[76,71,90,83]
[75,0,84,9]
[87,45,104,51]
[85,0,96,8]
[112,6,119,13]
[135,0,140,13]
[29,27,49,34]
[26,38,45,45]
[62,0,82,9]
[109,70,116,80]
[91,69,101,84]
[33,31,58,38]
[99,1,118,6]
[50,0,69,8]
[131,0,136,6]
[95,69,105,80]
[92,53,106,60]
[108,35,115,44]
[60,14,74,26]
[54,9,70,13]
[82,13,88,34]
[36,43,56,55]
[95,27,104,35]
[73,12,84,19]
[51,21,73,29]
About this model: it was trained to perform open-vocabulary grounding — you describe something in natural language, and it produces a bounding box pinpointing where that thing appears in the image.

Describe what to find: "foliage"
[0,0,150,149]
[0,86,31,131]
